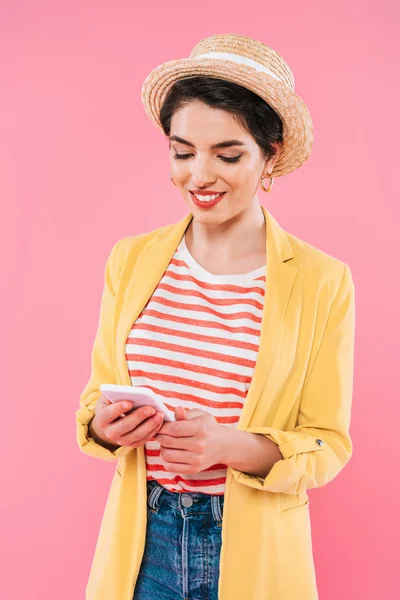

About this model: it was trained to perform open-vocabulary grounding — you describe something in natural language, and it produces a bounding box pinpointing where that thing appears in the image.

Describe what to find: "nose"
[190,156,217,188]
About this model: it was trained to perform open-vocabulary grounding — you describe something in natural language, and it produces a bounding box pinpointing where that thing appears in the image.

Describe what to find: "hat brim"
[141,57,314,177]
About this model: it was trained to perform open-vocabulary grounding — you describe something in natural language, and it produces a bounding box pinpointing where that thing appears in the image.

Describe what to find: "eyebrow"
[169,135,246,149]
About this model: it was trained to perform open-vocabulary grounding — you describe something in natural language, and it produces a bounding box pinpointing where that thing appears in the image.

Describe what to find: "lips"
[190,191,226,196]
[189,191,226,209]
[189,191,226,199]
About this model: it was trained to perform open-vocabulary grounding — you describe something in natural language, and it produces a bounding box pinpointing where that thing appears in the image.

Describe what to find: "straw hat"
[141,33,314,178]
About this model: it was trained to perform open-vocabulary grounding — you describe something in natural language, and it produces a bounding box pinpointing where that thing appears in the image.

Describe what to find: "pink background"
[1,1,399,598]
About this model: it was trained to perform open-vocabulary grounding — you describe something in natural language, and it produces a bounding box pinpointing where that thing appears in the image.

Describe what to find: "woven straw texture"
[141,33,314,177]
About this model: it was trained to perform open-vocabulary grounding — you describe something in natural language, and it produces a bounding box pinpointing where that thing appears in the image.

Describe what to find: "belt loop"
[148,482,164,509]
[211,494,223,522]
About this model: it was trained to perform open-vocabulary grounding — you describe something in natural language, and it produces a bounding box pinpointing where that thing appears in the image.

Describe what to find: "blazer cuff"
[229,426,327,495]
[76,402,133,461]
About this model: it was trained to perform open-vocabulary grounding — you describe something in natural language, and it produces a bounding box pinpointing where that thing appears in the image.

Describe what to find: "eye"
[173,153,242,164]
[173,153,192,160]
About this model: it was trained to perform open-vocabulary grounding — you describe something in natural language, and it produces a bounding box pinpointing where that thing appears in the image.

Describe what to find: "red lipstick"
[189,191,226,209]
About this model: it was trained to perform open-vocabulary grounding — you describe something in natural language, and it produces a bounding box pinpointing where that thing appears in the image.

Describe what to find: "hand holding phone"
[99,384,175,421]
[90,388,170,450]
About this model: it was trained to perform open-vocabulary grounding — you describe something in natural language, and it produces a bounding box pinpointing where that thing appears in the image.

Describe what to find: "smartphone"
[99,383,175,421]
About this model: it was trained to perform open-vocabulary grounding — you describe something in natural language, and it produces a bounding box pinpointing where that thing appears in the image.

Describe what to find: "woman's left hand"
[153,406,228,474]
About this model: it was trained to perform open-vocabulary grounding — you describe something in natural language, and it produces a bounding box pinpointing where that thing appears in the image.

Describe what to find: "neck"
[186,199,266,259]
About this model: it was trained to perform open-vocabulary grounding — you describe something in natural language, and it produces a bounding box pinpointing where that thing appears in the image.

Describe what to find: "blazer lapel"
[115,206,298,428]
[238,208,298,428]
[115,213,193,385]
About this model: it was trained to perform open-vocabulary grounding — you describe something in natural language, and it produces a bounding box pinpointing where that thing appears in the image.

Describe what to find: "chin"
[191,210,231,226]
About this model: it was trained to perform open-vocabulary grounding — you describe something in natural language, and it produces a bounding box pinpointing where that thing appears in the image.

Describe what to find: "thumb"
[95,394,112,414]
[174,406,187,420]
[183,408,207,420]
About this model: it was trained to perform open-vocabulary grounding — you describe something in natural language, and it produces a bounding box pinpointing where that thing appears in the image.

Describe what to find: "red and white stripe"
[125,235,266,495]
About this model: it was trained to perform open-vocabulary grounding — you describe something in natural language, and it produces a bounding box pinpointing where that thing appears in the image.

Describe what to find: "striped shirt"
[124,233,266,495]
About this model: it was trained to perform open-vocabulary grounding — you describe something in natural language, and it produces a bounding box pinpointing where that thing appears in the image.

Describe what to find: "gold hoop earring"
[260,175,274,193]
[170,173,177,187]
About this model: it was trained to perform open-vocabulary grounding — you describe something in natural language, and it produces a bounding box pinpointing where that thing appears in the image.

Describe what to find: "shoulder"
[113,220,177,259]
[285,229,355,298]
[107,220,178,284]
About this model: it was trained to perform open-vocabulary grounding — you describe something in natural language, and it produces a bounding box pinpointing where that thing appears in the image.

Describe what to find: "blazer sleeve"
[230,263,355,495]
[75,239,132,461]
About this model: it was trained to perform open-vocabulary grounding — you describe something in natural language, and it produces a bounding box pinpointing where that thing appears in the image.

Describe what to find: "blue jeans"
[133,479,225,600]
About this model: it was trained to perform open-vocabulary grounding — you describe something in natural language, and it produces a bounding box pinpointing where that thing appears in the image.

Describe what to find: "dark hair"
[159,77,283,160]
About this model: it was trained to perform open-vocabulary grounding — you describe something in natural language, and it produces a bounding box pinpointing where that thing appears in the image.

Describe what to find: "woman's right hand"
[90,394,165,449]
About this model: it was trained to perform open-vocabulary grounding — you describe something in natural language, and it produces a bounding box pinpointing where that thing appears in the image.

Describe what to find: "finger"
[160,448,194,463]
[156,434,194,450]
[148,419,166,442]
[185,408,207,419]
[161,460,194,474]
[95,394,111,413]
[97,400,133,427]
[107,405,158,437]
[175,406,187,421]
[143,416,167,443]
[121,415,164,446]
[156,420,195,438]
[127,413,164,444]
[115,416,163,448]
[120,412,165,444]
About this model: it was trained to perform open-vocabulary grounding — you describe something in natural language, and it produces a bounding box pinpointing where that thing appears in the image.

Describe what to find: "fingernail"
[123,402,131,409]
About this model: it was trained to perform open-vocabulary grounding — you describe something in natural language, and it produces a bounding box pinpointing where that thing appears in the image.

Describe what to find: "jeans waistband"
[146,479,224,523]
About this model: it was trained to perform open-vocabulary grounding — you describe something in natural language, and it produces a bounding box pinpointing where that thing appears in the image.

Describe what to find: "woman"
[76,34,355,600]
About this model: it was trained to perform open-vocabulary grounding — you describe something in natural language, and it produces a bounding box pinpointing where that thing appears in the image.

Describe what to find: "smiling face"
[168,100,280,225]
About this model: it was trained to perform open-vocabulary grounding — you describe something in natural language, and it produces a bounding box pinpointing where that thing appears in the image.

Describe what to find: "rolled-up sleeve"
[75,239,132,462]
[230,263,356,495]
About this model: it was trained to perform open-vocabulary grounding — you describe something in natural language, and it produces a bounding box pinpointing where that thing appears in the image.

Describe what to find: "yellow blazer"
[76,205,355,600]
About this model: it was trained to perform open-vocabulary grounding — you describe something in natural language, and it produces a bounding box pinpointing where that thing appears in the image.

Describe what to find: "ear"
[263,143,281,176]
